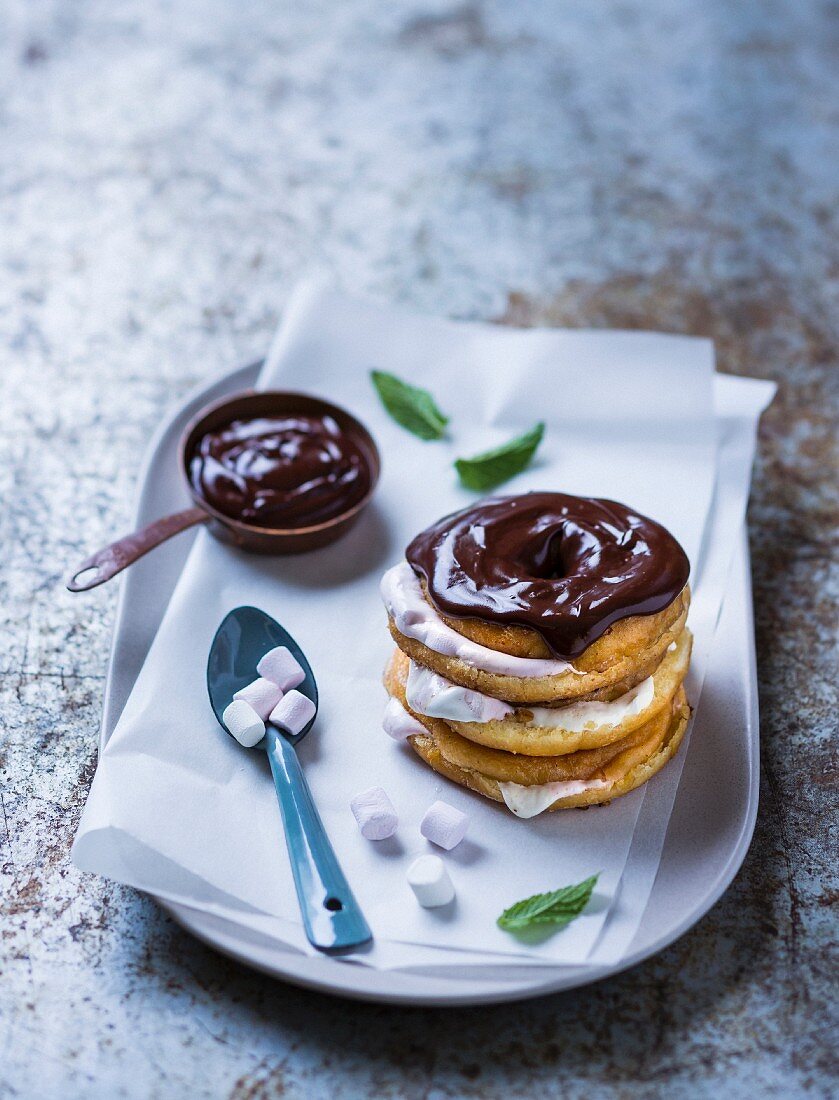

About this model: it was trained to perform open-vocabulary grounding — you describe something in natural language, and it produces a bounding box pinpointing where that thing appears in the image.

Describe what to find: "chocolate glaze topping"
[189,414,372,529]
[406,492,690,659]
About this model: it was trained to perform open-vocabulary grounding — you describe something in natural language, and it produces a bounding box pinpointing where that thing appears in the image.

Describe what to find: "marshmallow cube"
[407,855,455,908]
[233,678,283,720]
[269,689,316,735]
[350,786,398,840]
[222,700,266,748]
[420,800,469,851]
[256,646,306,692]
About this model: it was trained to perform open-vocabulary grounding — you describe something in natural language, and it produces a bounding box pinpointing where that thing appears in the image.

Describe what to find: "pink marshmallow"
[269,689,316,735]
[256,646,306,691]
[233,677,283,721]
[420,800,469,851]
[350,786,398,840]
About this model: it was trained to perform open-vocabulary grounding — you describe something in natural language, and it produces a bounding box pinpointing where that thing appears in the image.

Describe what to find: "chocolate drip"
[189,414,372,529]
[406,493,689,658]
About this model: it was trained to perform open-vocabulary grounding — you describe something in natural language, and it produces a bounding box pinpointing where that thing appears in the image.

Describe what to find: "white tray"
[100,362,759,1005]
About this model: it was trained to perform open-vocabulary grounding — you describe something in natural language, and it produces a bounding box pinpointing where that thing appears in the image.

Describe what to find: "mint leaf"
[497,874,598,932]
[455,422,545,491]
[370,370,449,441]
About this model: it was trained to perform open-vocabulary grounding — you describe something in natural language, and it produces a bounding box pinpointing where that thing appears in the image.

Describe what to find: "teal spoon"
[207,606,372,954]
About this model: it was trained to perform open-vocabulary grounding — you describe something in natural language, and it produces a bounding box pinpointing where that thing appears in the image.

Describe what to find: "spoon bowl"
[207,606,318,746]
[207,605,371,954]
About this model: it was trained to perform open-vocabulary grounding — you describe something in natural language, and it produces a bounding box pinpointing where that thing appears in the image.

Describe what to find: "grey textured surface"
[1,1,837,1097]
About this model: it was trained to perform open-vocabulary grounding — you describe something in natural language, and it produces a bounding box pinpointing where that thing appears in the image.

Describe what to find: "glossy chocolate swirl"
[406,492,689,658]
[189,414,372,529]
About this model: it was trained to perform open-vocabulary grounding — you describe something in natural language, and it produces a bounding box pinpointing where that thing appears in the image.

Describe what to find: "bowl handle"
[66,507,209,592]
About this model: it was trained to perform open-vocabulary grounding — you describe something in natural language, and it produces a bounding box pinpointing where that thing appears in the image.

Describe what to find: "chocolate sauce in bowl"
[189,414,372,529]
[406,492,689,658]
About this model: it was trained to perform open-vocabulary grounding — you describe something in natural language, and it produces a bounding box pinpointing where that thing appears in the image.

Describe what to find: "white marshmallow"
[268,689,316,735]
[350,786,398,840]
[256,646,306,691]
[382,697,426,742]
[407,855,455,908]
[420,800,469,850]
[232,677,283,721]
[222,700,265,748]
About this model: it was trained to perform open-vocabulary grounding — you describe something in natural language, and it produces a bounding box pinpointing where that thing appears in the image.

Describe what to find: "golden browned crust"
[388,596,688,705]
[405,697,690,811]
[428,579,689,664]
[386,653,687,785]
[386,629,692,756]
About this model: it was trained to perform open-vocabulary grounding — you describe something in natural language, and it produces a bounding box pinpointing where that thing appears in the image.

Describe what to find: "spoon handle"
[264,726,372,953]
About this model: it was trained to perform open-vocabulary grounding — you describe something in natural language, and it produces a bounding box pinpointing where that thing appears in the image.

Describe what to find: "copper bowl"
[67,390,380,592]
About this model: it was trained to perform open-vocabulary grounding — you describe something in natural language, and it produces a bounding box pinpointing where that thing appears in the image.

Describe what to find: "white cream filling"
[499,778,611,818]
[406,658,654,731]
[382,697,427,742]
[406,661,514,723]
[381,562,579,678]
[528,676,655,731]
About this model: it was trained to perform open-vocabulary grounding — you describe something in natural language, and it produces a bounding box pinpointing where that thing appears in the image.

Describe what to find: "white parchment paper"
[73,282,773,969]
